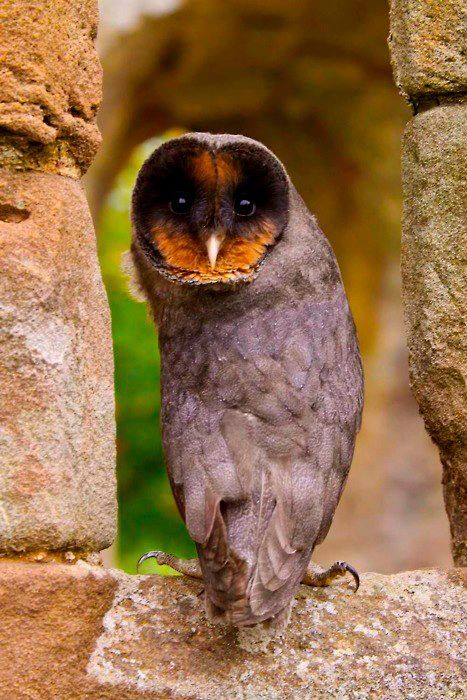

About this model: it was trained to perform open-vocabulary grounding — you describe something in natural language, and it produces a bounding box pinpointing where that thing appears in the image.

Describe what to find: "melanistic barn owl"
[130,133,363,629]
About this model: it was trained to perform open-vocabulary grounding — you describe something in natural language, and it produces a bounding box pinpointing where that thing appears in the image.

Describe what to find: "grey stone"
[401,103,467,564]
[389,0,467,98]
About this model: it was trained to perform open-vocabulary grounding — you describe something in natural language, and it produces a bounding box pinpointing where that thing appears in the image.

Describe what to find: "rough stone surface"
[0,562,465,699]
[401,103,467,565]
[0,561,119,700]
[389,0,467,98]
[0,0,102,176]
[0,169,116,553]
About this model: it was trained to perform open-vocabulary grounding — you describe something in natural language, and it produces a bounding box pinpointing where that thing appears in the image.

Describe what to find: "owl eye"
[234,194,256,217]
[169,192,192,214]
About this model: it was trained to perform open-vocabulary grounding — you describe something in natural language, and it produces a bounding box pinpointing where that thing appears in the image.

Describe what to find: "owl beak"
[205,232,225,269]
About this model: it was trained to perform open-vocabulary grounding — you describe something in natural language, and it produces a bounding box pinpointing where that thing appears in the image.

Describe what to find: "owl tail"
[197,471,317,628]
[198,499,300,627]
[198,500,254,625]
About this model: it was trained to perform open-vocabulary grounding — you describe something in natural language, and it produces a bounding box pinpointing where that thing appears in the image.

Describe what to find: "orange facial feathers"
[152,222,276,283]
[190,151,241,190]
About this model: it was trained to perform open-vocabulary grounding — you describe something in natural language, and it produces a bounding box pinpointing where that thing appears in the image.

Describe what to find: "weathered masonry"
[389,0,467,566]
[0,0,116,555]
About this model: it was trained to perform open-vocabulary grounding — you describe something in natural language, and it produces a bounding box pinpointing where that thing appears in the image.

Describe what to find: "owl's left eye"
[169,192,192,214]
[234,194,256,217]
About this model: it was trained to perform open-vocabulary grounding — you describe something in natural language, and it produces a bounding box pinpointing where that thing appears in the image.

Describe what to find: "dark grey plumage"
[130,133,363,626]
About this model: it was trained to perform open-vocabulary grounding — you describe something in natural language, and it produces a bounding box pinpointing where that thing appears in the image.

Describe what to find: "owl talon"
[339,561,360,592]
[137,550,164,572]
[302,560,360,592]
[137,550,203,579]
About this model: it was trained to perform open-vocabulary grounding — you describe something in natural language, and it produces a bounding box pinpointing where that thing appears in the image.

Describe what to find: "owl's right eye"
[169,192,192,214]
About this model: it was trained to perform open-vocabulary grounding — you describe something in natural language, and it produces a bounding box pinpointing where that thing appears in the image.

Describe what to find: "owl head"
[131,134,290,285]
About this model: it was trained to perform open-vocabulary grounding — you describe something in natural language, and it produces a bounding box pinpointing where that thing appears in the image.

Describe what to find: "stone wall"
[389,0,467,565]
[0,0,116,553]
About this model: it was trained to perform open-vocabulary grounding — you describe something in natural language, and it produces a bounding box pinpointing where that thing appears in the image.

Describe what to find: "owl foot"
[302,560,360,592]
[137,550,202,579]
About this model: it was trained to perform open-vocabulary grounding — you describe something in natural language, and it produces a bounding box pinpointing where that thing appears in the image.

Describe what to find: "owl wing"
[163,292,363,623]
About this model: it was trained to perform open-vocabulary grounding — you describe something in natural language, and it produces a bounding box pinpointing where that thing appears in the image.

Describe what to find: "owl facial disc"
[131,134,290,285]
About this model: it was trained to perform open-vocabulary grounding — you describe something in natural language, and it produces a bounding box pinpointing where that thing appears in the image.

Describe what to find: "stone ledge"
[389,0,467,99]
[0,561,465,699]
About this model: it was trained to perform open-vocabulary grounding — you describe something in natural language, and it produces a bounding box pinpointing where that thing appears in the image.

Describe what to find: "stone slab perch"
[0,562,465,699]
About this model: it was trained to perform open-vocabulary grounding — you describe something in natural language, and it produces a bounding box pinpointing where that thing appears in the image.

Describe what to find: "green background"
[97,136,196,574]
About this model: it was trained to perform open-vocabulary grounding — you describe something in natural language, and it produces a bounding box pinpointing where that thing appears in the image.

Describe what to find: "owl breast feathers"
[130,133,363,626]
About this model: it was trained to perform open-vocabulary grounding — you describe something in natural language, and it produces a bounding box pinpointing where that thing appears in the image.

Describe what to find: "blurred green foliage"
[97,134,196,574]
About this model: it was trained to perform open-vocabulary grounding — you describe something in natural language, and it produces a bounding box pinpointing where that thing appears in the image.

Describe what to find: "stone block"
[401,103,467,563]
[0,0,102,175]
[0,561,465,698]
[0,169,116,553]
[389,0,467,98]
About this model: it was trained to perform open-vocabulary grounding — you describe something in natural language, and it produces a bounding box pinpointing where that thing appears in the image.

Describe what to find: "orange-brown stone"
[0,0,102,176]
[0,170,116,553]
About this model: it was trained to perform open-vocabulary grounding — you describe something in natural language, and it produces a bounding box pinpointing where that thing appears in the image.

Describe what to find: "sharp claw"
[342,562,360,592]
[137,550,163,572]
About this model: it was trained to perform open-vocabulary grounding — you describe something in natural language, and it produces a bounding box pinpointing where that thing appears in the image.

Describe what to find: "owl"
[130,133,363,628]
